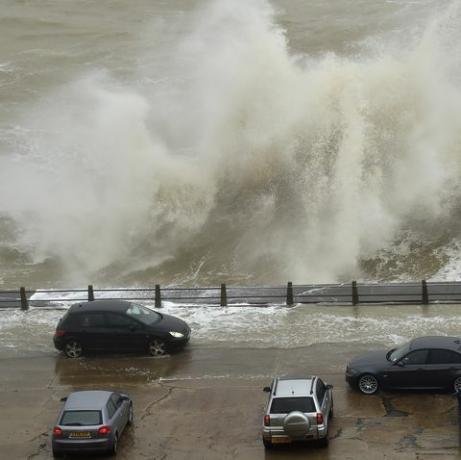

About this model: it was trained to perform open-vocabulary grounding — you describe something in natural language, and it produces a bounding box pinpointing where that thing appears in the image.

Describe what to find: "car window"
[106,400,117,419]
[389,342,410,362]
[270,397,316,414]
[126,304,161,326]
[60,410,102,426]
[428,349,461,364]
[105,313,139,329]
[80,313,105,328]
[316,379,326,402]
[111,393,123,408]
[402,349,428,365]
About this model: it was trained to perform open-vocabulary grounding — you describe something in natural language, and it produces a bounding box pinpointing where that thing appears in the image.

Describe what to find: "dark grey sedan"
[346,336,461,394]
[51,390,133,457]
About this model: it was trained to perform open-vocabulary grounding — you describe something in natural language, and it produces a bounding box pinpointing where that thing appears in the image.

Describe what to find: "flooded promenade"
[0,304,460,459]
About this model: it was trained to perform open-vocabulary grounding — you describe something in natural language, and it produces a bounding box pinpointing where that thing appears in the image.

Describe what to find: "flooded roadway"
[0,304,461,459]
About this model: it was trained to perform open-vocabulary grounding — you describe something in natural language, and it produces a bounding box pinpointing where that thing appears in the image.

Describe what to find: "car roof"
[64,391,113,410]
[410,336,461,352]
[273,377,316,397]
[68,299,131,314]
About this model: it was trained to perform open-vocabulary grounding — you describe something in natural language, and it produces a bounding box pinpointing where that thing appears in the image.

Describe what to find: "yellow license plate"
[271,437,291,444]
[70,432,91,438]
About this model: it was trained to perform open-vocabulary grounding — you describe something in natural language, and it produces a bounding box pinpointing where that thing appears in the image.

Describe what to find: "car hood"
[348,350,391,369]
[151,313,189,334]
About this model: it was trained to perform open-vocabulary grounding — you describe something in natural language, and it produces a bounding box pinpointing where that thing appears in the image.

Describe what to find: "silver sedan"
[51,390,133,457]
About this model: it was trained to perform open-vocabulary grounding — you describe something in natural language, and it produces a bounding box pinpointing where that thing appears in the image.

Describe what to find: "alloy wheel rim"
[65,341,82,358]
[358,375,378,394]
[454,377,461,392]
[149,340,165,356]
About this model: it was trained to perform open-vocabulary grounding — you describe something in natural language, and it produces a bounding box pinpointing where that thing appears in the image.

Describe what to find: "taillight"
[316,413,324,424]
[263,415,270,426]
[98,426,111,435]
[53,427,63,437]
[55,330,66,337]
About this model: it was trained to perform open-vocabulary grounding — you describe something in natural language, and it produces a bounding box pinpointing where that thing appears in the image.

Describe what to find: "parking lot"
[0,342,460,459]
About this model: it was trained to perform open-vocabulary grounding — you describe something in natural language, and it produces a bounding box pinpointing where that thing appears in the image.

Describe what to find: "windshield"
[60,410,102,426]
[126,304,161,326]
[389,342,411,362]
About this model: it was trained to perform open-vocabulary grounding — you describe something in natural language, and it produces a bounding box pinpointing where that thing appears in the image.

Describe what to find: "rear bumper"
[262,426,324,442]
[52,438,111,452]
[53,336,65,351]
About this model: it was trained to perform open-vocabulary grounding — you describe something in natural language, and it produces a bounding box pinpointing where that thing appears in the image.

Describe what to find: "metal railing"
[1,280,461,310]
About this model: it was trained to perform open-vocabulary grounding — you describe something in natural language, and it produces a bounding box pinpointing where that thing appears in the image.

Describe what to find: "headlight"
[169,331,184,338]
[346,367,359,375]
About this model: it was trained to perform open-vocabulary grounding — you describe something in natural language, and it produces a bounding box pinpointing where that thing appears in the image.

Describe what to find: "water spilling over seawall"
[1,0,461,287]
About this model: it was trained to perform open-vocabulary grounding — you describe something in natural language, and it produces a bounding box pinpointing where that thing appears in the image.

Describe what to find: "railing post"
[422,279,429,305]
[88,285,94,301]
[352,281,359,306]
[286,281,294,306]
[20,286,28,310]
[220,283,227,307]
[155,284,162,308]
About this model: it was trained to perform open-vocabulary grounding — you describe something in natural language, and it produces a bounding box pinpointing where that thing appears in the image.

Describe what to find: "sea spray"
[0,0,461,285]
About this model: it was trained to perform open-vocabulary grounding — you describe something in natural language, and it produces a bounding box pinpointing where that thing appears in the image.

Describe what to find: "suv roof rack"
[273,378,279,396]
[310,376,316,395]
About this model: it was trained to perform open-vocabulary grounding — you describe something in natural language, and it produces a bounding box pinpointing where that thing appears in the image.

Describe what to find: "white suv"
[262,376,333,449]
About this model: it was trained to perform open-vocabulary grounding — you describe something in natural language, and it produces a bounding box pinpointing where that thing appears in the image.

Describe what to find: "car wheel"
[64,339,83,358]
[52,448,62,458]
[148,339,166,357]
[454,376,461,393]
[127,403,134,426]
[262,438,273,449]
[319,436,329,447]
[357,374,379,395]
[110,433,118,455]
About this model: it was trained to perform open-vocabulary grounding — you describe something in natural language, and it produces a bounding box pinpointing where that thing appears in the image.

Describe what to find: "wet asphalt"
[0,340,460,459]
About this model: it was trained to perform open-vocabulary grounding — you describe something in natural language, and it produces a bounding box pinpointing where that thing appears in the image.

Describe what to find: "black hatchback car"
[54,300,190,358]
[346,336,461,394]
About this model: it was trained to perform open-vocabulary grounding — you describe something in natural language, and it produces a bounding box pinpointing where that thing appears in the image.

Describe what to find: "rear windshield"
[270,397,316,414]
[126,304,161,325]
[60,410,102,426]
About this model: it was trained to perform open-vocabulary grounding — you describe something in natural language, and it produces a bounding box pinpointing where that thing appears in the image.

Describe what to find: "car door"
[422,349,461,389]
[385,349,429,389]
[108,394,127,434]
[104,313,146,352]
[78,312,111,350]
[315,379,331,424]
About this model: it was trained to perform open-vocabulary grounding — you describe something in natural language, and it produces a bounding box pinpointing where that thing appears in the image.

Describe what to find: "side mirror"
[60,397,67,402]
[325,384,333,390]
[395,360,405,367]
[263,386,271,393]
[120,395,130,401]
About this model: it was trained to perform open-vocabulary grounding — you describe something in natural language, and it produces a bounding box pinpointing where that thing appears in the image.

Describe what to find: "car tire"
[262,438,273,449]
[454,376,461,393]
[110,433,118,455]
[357,374,379,395]
[64,339,83,358]
[319,436,329,447]
[148,339,166,357]
[127,403,134,426]
[52,448,62,458]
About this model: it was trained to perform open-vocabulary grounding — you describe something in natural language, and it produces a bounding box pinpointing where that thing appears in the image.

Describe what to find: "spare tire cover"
[283,411,310,439]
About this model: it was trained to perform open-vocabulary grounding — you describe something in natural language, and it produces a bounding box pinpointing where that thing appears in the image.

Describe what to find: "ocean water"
[1,0,461,288]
